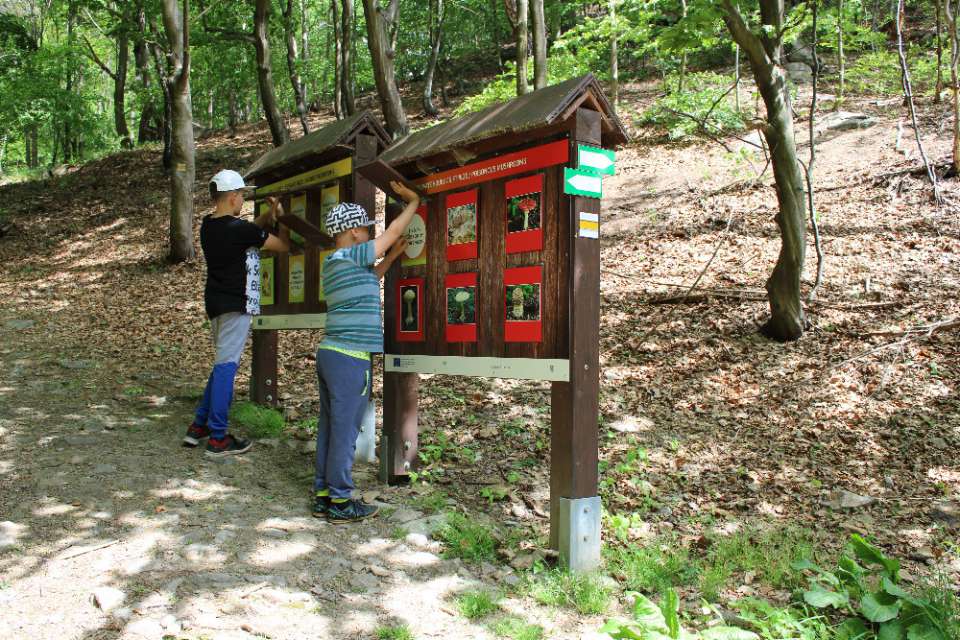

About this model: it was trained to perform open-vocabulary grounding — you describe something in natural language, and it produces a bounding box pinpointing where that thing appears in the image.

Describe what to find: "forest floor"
[0,80,958,640]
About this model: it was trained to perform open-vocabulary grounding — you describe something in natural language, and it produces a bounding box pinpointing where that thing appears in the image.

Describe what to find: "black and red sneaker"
[204,434,253,459]
[182,422,210,447]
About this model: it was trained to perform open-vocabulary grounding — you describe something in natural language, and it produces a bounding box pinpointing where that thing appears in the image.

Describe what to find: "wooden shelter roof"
[380,74,628,171]
[244,111,391,182]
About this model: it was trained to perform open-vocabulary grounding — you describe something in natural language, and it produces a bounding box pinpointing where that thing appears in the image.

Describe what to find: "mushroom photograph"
[446,286,476,325]
[400,285,419,332]
[507,190,541,234]
[446,202,477,245]
[505,283,540,321]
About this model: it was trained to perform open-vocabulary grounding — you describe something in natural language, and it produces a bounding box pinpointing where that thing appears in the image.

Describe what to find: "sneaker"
[182,422,210,447]
[327,499,379,524]
[204,434,252,459]
[312,494,330,518]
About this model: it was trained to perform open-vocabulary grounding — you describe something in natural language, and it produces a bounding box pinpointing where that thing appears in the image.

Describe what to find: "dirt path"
[0,315,605,640]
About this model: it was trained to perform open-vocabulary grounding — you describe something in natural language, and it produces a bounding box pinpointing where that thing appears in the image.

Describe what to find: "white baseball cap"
[209,169,251,192]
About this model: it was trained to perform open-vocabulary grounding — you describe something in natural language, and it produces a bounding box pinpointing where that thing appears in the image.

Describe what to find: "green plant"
[601,589,759,640]
[376,624,414,640]
[733,599,831,640]
[491,616,545,640]
[409,489,448,513]
[529,568,611,615]
[480,486,509,504]
[456,589,501,619]
[606,539,700,595]
[796,535,953,640]
[436,512,497,564]
[640,71,749,141]
[229,401,284,438]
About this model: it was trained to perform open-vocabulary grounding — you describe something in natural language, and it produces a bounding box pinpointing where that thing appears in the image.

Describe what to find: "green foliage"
[601,589,760,640]
[456,589,501,619]
[436,512,497,564]
[796,535,953,640]
[491,616,545,640]
[528,568,612,615]
[846,49,943,98]
[607,539,700,594]
[640,71,748,141]
[733,599,832,640]
[376,624,414,640]
[229,401,285,438]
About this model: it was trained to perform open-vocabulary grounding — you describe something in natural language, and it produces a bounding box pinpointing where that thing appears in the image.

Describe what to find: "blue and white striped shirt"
[321,240,382,353]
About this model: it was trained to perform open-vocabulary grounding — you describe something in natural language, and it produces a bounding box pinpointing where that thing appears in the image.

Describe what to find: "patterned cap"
[325,202,374,236]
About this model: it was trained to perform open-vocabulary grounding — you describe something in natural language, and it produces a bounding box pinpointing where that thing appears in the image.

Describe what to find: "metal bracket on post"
[558,496,601,572]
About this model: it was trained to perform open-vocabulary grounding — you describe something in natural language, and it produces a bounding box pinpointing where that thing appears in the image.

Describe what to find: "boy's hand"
[389,237,409,257]
[266,196,283,223]
[390,181,420,205]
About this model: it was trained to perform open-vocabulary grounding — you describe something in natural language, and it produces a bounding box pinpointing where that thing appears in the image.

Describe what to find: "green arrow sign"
[564,168,603,198]
[577,145,616,175]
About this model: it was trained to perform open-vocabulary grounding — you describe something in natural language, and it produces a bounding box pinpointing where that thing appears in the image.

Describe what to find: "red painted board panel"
[445,271,478,343]
[396,277,425,342]
[415,140,568,194]
[505,174,544,254]
[445,189,479,261]
[504,265,543,343]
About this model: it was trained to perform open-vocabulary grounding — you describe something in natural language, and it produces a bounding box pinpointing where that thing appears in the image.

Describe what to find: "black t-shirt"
[200,215,269,319]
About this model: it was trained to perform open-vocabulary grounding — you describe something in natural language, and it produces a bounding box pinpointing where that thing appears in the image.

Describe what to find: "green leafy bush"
[229,401,284,438]
[795,535,954,640]
[456,589,501,619]
[640,71,749,140]
[846,49,943,97]
[491,616,544,640]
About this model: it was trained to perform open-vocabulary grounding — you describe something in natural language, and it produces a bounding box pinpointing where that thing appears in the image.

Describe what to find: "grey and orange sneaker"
[204,434,252,459]
[182,422,210,447]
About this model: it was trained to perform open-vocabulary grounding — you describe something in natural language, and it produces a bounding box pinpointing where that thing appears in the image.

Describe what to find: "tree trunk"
[149,35,174,168]
[283,0,310,134]
[161,0,196,263]
[720,0,806,342]
[947,0,960,173]
[254,0,290,147]
[134,2,157,144]
[423,0,444,115]
[678,0,688,93]
[361,0,408,137]
[610,0,618,108]
[836,0,845,108]
[491,0,503,70]
[515,0,529,94]
[341,0,356,115]
[114,30,133,148]
[530,0,546,89]
[64,0,77,164]
[332,0,343,118]
[228,87,238,134]
[936,0,945,103]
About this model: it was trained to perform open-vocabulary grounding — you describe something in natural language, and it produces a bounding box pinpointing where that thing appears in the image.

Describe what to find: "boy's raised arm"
[374,181,420,259]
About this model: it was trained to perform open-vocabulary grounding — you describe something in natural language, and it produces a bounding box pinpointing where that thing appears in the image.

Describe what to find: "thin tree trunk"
[516,0,529,94]
[836,0,845,108]
[283,0,309,134]
[64,0,76,163]
[936,0,945,103]
[678,0,688,94]
[332,0,343,118]
[531,0,546,89]
[254,0,290,147]
[423,0,444,116]
[114,30,132,148]
[806,0,824,300]
[491,0,503,70]
[610,0,618,109]
[720,0,806,342]
[947,0,960,174]
[361,0,408,137]
[148,33,174,168]
[341,0,356,115]
[228,87,238,134]
[161,0,196,263]
[895,0,942,203]
[734,43,741,112]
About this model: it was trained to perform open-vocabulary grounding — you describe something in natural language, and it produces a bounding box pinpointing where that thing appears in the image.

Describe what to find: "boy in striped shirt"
[313,182,420,523]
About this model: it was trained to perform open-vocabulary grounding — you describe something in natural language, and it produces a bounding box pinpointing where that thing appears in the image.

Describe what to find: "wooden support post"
[550,108,602,571]
[381,195,419,484]
[381,370,419,483]
[251,329,279,406]
[353,134,378,215]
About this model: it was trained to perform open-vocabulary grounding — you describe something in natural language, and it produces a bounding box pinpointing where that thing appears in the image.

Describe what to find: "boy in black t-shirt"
[184,169,289,458]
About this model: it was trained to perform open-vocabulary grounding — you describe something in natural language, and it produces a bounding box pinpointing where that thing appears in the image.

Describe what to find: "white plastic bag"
[354,400,377,464]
